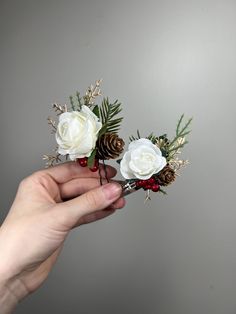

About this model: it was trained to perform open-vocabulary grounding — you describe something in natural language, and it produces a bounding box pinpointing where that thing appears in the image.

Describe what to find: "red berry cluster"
[135,177,160,192]
[77,157,99,172]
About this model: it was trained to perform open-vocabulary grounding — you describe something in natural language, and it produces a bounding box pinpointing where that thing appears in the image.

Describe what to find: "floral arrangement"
[44,80,192,200]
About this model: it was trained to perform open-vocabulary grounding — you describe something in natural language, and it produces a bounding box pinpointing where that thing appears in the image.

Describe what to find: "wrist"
[0,280,18,314]
[0,227,30,314]
[0,262,29,314]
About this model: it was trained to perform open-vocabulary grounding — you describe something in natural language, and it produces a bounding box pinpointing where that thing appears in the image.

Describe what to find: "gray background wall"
[1,0,236,313]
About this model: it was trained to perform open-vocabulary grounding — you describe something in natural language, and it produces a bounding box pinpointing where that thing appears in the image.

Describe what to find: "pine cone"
[96,133,125,160]
[155,165,176,186]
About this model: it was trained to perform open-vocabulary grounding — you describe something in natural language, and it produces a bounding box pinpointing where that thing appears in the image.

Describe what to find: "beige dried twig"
[47,117,57,133]
[52,103,67,115]
[42,153,62,167]
[84,79,102,105]
[169,158,190,172]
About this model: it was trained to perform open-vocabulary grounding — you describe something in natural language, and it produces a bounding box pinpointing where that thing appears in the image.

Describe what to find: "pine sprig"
[69,92,83,111]
[147,133,158,144]
[159,188,167,195]
[76,92,83,110]
[167,114,193,158]
[171,114,192,145]
[99,97,123,135]
[129,130,159,144]
[168,140,188,153]
[129,130,141,142]
[176,114,184,135]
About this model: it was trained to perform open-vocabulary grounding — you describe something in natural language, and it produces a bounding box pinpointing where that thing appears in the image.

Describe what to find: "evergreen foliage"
[99,97,123,135]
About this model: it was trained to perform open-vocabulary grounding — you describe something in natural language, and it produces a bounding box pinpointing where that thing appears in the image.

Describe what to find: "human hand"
[0,162,124,313]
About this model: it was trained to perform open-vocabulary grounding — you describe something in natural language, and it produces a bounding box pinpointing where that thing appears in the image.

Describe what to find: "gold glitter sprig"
[52,103,67,115]
[84,79,102,106]
[42,153,62,167]
[168,136,186,159]
[47,117,57,133]
[168,157,190,172]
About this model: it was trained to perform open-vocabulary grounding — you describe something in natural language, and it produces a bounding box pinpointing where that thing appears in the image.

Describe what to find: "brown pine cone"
[96,133,125,160]
[155,164,176,186]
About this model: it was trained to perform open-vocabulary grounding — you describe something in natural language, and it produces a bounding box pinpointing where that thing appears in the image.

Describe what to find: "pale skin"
[0,162,125,314]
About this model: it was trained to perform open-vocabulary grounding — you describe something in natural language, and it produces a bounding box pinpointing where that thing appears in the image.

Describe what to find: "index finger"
[40,161,117,184]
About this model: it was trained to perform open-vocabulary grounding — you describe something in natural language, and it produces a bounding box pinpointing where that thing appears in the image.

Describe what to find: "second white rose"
[55,105,102,160]
[120,138,167,180]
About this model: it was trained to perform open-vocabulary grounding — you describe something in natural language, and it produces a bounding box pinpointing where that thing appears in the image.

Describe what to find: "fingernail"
[102,183,122,200]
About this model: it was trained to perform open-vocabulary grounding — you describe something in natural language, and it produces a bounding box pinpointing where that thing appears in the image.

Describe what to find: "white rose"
[55,105,102,160]
[120,138,167,180]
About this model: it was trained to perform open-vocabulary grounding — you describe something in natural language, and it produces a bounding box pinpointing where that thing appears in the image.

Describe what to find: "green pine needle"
[92,105,100,118]
[159,188,167,195]
[76,92,83,110]
[99,97,123,135]
[129,130,142,142]
[147,133,158,144]
[176,114,184,136]
[87,149,97,168]
[69,92,83,111]
[129,130,159,144]
[168,114,193,150]
[69,96,75,111]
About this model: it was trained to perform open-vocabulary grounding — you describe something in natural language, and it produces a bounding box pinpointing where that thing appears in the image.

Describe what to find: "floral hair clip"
[43,80,192,201]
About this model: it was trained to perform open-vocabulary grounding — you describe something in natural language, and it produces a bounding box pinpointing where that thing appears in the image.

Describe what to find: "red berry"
[90,165,98,172]
[135,180,143,187]
[89,159,99,172]
[145,184,152,190]
[151,184,160,192]
[141,180,149,187]
[78,157,88,167]
[147,177,155,185]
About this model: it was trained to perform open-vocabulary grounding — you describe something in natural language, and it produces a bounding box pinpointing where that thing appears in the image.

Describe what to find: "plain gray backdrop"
[1,0,236,313]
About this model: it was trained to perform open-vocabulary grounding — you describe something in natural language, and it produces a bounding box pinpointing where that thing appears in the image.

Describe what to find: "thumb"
[55,182,122,228]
